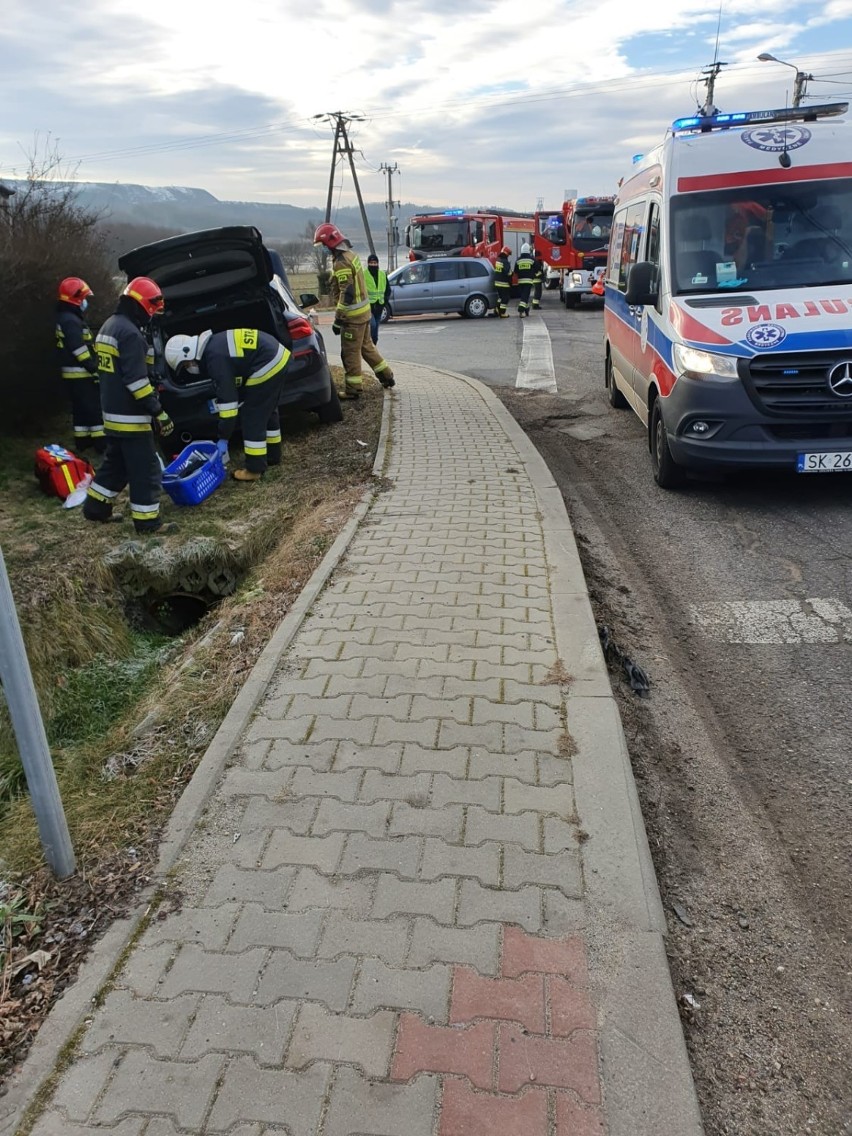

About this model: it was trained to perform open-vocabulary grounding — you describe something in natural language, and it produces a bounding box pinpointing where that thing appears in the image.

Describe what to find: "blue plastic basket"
[161,441,226,507]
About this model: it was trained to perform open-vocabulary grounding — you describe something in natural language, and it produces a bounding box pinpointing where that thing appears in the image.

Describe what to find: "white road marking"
[689,598,852,644]
[516,319,557,392]
[383,325,448,334]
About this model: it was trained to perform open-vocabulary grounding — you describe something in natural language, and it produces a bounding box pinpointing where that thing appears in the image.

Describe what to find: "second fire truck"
[533,195,616,306]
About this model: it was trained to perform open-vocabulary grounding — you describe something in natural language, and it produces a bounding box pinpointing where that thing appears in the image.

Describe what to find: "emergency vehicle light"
[672,102,848,133]
[442,209,465,215]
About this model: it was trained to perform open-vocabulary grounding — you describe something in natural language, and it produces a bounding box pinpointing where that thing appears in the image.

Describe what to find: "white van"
[603,102,852,487]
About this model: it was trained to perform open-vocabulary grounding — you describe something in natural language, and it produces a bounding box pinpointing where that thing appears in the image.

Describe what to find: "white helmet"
[165,331,212,374]
[520,243,531,255]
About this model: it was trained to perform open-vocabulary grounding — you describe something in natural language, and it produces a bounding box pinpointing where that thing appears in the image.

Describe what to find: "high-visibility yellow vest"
[366,268,387,305]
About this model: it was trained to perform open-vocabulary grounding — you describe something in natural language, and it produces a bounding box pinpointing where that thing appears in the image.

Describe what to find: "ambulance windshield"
[670,182,852,293]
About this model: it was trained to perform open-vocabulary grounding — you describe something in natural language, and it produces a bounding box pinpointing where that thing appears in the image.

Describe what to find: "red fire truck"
[533,195,616,307]
[405,210,535,264]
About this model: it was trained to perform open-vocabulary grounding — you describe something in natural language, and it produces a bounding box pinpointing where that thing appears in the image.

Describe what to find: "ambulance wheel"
[650,400,686,489]
[606,354,628,409]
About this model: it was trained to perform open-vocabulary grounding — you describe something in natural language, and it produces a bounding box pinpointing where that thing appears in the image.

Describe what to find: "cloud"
[1,0,850,209]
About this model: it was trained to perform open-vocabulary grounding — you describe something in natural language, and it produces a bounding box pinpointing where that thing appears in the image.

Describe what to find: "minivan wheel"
[606,353,628,409]
[564,293,579,309]
[650,399,686,489]
[464,295,488,319]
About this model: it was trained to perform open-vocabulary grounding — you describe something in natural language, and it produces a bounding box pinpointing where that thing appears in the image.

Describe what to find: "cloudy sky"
[2,0,852,213]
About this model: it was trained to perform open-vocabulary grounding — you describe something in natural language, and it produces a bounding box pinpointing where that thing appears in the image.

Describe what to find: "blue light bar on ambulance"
[672,102,848,133]
[442,209,465,215]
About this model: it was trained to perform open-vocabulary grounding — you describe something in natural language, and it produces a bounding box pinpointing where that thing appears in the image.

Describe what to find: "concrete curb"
[399,362,704,1135]
[0,392,394,1136]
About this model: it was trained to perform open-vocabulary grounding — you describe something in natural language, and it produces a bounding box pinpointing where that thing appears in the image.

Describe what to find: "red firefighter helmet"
[313,222,347,249]
[123,276,164,317]
[501,246,511,256]
[58,277,93,306]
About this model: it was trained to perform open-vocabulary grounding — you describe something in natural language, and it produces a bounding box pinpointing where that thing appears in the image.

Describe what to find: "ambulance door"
[631,199,663,419]
[608,200,646,410]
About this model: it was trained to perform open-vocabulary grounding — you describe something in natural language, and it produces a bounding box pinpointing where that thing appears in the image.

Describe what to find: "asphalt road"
[383,292,851,943]
[379,293,852,1135]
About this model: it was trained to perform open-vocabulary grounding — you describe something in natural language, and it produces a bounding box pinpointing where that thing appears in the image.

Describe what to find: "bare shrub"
[0,142,114,436]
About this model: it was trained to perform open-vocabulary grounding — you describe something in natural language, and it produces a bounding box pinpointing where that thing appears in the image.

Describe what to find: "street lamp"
[757,53,813,107]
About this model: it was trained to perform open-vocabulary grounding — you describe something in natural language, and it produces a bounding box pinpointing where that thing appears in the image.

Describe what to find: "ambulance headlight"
[673,344,740,382]
[571,272,584,285]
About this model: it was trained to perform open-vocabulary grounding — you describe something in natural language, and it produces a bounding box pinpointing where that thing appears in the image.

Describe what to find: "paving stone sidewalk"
[16,364,702,1136]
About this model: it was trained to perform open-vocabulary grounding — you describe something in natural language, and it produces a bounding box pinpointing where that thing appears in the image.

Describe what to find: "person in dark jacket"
[83,277,176,533]
[531,251,545,311]
[493,247,512,318]
[55,277,106,453]
[165,328,291,481]
[364,254,390,344]
[514,244,535,317]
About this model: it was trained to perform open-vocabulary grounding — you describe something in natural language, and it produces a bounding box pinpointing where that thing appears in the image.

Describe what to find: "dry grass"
[0,368,384,871]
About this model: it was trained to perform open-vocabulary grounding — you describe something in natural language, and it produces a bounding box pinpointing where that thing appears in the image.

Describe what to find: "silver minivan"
[386,256,497,320]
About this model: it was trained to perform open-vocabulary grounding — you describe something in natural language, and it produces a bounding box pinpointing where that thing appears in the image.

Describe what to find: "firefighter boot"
[233,468,263,482]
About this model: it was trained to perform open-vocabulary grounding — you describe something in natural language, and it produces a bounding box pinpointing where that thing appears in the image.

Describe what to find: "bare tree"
[0,138,113,432]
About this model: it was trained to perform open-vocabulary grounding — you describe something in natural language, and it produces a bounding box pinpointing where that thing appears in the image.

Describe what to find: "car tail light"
[289,316,314,339]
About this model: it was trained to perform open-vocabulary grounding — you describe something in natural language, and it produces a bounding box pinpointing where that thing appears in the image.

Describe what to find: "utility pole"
[0,547,75,879]
[698,61,728,115]
[379,162,399,271]
[314,112,375,256]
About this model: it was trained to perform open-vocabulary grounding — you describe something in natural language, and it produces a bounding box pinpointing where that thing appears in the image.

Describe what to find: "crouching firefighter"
[55,277,106,453]
[83,277,177,534]
[164,328,290,482]
[313,223,394,399]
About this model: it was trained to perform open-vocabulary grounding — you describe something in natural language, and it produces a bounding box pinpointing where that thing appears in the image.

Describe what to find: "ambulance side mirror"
[625,261,658,306]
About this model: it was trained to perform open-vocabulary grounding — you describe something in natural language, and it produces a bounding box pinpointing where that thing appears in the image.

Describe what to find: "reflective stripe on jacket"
[494,255,512,288]
[96,313,162,435]
[56,306,98,380]
[203,329,291,442]
[514,254,535,284]
[330,249,371,323]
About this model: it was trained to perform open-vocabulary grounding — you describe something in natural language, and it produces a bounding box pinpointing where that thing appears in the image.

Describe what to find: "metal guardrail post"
[0,546,75,878]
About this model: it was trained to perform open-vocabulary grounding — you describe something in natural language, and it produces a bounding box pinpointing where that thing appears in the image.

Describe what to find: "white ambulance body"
[602,103,852,487]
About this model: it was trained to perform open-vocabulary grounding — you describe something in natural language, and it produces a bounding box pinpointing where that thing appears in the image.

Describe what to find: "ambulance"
[603,102,852,487]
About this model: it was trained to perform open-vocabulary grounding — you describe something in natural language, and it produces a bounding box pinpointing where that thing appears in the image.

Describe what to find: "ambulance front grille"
[742,351,852,416]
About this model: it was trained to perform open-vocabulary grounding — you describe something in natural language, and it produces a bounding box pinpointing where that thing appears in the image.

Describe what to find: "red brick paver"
[549,975,598,1036]
[556,1092,608,1135]
[450,967,546,1033]
[391,1015,495,1090]
[503,925,588,984]
[498,1022,601,1101]
[439,1078,549,1136]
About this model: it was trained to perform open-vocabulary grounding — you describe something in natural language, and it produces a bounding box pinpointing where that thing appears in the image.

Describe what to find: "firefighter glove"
[332,322,342,336]
[217,439,230,466]
[155,411,175,437]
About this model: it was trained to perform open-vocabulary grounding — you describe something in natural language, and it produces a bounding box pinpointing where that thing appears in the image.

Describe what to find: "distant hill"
[6,179,531,244]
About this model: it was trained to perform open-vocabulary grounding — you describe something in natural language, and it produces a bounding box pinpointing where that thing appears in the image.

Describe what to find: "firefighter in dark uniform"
[365,253,390,344]
[83,277,176,533]
[313,223,394,399]
[531,250,545,311]
[493,246,512,318]
[55,277,106,453]
[514,244,535,317]
[165,328,290,481]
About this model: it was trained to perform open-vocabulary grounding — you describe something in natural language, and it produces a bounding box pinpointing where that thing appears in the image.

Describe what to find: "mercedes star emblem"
[827,361,852,398]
